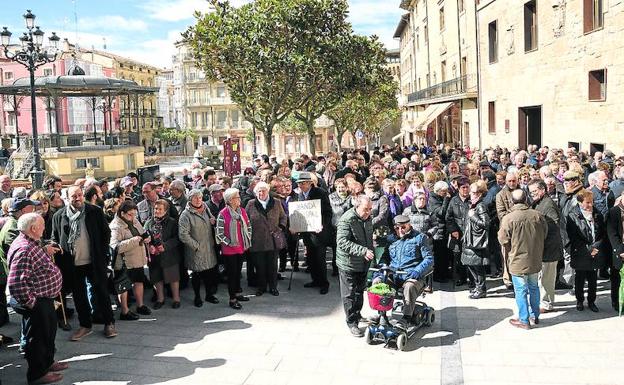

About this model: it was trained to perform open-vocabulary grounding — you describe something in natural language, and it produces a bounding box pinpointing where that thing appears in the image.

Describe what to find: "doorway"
[518,106,542,149]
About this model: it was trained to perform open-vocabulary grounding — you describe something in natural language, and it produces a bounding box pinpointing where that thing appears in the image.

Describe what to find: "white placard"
[288,199,322,233]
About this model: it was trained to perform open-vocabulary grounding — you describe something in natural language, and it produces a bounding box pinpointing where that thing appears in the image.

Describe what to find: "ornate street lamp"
[96,98,115,149]
[1,10,61,188]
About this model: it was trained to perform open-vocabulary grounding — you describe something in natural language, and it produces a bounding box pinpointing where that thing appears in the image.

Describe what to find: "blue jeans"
[511,273,540,324]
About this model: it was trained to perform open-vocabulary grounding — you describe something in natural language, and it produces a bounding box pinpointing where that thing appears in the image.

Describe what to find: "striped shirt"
[7,233,62,309]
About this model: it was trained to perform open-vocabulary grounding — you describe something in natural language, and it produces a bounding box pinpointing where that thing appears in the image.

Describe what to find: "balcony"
[406,74,477,106]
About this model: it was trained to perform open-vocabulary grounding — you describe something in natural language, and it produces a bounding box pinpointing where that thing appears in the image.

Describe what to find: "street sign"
[355,130,364,140]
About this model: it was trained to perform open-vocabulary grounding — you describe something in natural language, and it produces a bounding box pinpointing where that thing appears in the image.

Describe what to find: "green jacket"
[336,208,374,273]
[0,216,19,284]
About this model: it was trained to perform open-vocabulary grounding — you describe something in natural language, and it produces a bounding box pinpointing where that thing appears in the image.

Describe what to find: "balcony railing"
[407,74,476,104]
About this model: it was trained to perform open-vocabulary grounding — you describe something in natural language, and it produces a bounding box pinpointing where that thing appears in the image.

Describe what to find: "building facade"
[156,69,175,128]
[396,0,479,147]
[477,0,623,153]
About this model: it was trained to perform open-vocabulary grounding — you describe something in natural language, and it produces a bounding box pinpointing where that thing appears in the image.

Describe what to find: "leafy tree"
[185,0,357,155]
[154,127,198,145]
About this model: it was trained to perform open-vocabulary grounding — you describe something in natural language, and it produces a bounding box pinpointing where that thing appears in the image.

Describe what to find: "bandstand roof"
[0,75,159,97]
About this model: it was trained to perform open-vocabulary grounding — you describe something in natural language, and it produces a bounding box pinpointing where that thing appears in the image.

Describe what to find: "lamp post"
[96,97,114,149]
[1,10,60,188]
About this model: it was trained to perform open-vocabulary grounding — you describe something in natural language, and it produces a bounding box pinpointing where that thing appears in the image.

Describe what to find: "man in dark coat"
[289,172,332,294]
[336,196,374,337]
[529,179,563,313]
[51,186,116,341]
[558,170,584,288]
[428,181,451,282]
[445,176,471,286]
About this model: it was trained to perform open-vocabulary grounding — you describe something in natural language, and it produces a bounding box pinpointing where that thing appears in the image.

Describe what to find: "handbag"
[111,246,132,294]
[271,229,287,250]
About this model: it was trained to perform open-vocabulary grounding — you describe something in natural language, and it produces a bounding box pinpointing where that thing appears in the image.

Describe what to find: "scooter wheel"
[425,310,435,327]
[396,333,407,351]
[364,327,373,345]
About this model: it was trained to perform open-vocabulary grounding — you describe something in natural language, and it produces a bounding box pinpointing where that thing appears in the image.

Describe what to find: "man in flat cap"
[557,170,584,288]
[373,214,434,328]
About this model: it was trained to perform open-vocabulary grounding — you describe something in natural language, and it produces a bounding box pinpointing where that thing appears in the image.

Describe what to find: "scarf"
[152,215,166,238]
[66,204,86,251]
[386,192,402,217]
[227,206,251,249]
[121,216,141,237]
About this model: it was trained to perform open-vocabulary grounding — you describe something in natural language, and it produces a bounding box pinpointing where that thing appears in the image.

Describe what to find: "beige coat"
[497,204,547,275]
[110,215,148,270]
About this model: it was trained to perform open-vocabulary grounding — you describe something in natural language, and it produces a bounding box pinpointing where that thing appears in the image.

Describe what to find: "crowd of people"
[0,143,623,383]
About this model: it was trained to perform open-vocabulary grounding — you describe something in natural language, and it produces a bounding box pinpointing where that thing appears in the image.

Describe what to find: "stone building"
[396,0,479,147]
[477,0,623,153]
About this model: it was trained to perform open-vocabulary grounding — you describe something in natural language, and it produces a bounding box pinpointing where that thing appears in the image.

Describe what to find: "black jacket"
[606,205,624,270]
[565,206,606,271]
[51,203,112,289]
[445,195,470,236]
[427,192,449,240]
[461,200,490,266]
[532,195,564,262]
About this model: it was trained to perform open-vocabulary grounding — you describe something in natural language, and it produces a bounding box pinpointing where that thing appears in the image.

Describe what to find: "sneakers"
[136,305,152,315]
[104,324,118,338]
[349,324,363,337]
[120,311,139,321]
[70,327,93,342]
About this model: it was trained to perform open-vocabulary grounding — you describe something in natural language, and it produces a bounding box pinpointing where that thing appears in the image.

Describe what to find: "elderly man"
[445,176,471,286]
[498,190,547,330]
[375,215,434,328]
[336,195,374,337]
[0,198,39,327]
[169,179,188,215]
[137,182,178,224]
[495,171,519,289]
[290,172,333,294]
[8,213,66,384]
[558,170,584,288]
[529,179,564,313]
[0,175,12,201]
[52,186,116,341]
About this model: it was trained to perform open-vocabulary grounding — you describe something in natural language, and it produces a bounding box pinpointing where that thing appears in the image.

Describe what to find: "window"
[441,61,447,82]
[76,158,100,169]
[524,1,538,52]
[439,7,445,31]
[590,143,605,155]
[488,101,496,133]
[231,110,239,127]
[424,25,428,44]
[4,72,13,80]
[216,86,226,97]
[488,21,498,63]
[588,69,606,101]
[191,112,198,127]
[459,0,465,13]
[43,68,53,76]
[7,113,15,126]
[217,110,227,128]
[416,28,420,50]
[201,111,209,127]
[583,0,603,33]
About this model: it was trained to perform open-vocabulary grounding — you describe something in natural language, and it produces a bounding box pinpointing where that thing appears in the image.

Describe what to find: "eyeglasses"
[394,224,409,229]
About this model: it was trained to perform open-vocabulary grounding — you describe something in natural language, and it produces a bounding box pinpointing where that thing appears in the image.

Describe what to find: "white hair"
[253,181,270,195]
[187,188,203,200]
[17,212,41,232]
[12,187,27,199]
[169,180,186,192]
[433,181,449,193]
[223,188,240,204]
[587,171,599,186]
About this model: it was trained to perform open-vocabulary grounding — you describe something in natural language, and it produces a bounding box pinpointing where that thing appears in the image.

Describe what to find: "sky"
[0,0,404,69]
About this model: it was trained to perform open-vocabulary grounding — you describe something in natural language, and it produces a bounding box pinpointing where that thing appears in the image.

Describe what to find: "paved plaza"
[0,267,622,385]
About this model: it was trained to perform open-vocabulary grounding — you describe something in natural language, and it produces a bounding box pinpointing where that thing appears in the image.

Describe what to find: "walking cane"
[50,247,68,327]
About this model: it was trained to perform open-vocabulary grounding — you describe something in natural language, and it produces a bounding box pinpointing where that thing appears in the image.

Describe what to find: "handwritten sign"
[288,199,322,233]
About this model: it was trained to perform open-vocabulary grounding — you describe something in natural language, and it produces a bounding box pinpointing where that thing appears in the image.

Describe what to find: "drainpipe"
[474,1,483,150]
[456,0,464,147]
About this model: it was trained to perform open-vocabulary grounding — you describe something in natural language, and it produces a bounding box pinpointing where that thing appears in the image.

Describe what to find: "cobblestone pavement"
[1,266,622,385]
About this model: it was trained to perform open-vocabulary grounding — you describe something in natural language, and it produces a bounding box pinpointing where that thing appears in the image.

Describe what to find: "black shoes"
[293,266,300,272]
[255,290,264,297]
[469,290,486,299]
[349,324,363,337]
[153,301,164,310]
[320,286,329,295]
[229,301,242,310]
[136,305,152,315]
[205,295,219,304]
[236,295,249,302]
[304,282,319,288]
[454,279,466,286]
[194,297,203,308]
[555,281,573,290]
[120,311,139,321]
[172,301,181,309]
[588,303,599,313]
[576,302,584,311]
[270,288,279,296]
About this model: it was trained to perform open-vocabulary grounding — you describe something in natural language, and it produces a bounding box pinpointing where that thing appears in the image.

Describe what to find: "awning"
[405,102,454,133]
[392,132,405,142]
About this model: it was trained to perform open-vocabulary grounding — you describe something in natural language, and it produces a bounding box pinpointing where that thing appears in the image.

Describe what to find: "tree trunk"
[335,127,346,153]
[263,126,273,155]
[306,119,316,155]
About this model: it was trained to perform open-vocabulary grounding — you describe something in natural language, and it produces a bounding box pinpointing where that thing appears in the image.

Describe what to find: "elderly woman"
[382,178,403,227]
[144,199,182,309]
[110,200,150,319]
[216,188,252,309]
[179,189,219,308]
[567,189,605,312]
[245,182,287,296]
[363,176,389,230]
[29,190,54,239]
[461,180,491,299]
[428,181,451,281]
